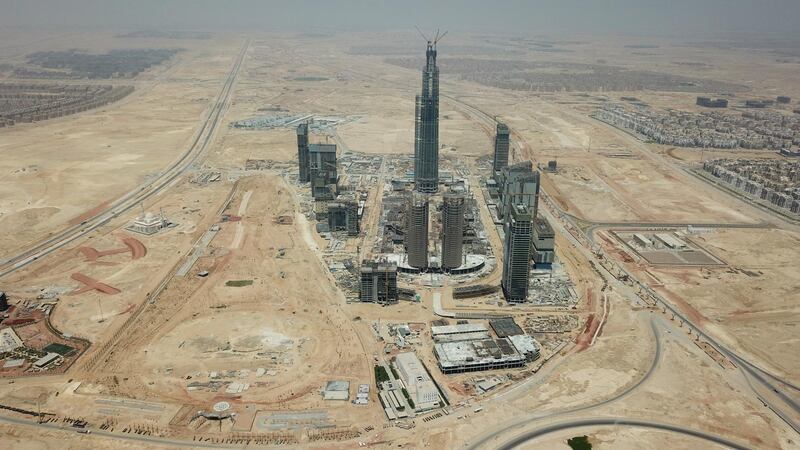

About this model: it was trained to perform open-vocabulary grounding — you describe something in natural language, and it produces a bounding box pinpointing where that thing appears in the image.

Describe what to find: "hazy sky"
[2,0,800,37]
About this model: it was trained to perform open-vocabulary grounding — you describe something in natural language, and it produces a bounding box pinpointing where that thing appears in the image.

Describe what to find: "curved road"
[496,417,753,450]
[464,316,664,449]
[0,39,249,278]
[445,93,800,435]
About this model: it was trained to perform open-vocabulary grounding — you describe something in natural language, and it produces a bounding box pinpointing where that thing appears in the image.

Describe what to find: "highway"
[445,94,799,446]
[0,39,250,279]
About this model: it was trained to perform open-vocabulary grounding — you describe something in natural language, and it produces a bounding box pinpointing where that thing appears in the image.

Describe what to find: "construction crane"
[415,26,448,47]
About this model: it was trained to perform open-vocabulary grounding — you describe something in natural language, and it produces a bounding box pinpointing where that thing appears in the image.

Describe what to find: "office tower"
[502,204,533,303]
[497,161,540,222]
[308,143,337,200]
[297,123,310,182]
[405,193,429,269]
[414,40,440,193]
[493,123,510,176]
[328,200,359,236]
[359,260,398,304]
[441,193,465,270]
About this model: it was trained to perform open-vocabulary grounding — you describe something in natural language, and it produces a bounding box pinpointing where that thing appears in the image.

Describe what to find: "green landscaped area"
[374,365,390,384]
[567,435,592,450]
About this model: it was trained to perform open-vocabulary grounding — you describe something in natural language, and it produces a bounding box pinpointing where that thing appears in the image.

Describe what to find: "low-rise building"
[434,338,527,374]
[393,352,441,411]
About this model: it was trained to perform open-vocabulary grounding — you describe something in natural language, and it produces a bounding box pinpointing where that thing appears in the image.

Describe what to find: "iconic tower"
[441,193,465,270]
[502,204,533,303]
[297,123,310,182]
[405,193,429,269]
[414,40,440,193]
[493,123,510,177]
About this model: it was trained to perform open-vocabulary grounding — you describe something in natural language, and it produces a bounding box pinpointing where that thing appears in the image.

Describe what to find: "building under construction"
[531,217,555,265]
[696,97,728,108]
[297,123,310,182]
[328,199,359,236]
[502,204,533,302]
[497,162,540,223]
[359,260,398,304]
[492,123,510,177]
[414,38,441,193]
[309,143,338,200]
[405,193,429,269]
[441,193,465,270]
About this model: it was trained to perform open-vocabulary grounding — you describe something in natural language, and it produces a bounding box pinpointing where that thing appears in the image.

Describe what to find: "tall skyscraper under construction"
[405,193,429,269]
[414,40,440,193]
[297,123,310,183]
[493,123,510,177]
[441,193,465,270]
[502,204,533,303]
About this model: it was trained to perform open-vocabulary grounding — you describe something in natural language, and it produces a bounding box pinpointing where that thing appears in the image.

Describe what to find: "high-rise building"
[297,123,310,182]
[414,41,440,193]
[309,143,337,200]
[502,204,533,303]
[493,123,510,177]
[405,193,429,269]
[359,260,398,304]
[441,193,465,270]
[497,162,540,223]
[328,199,359,236]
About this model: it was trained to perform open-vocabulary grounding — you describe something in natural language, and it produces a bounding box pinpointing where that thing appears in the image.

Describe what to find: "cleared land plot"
[648,228,800,379]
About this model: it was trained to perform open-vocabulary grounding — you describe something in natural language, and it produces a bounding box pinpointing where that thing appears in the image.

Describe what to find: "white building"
[127,211,169,235]
[393,352,441,411]
[0,328,23,353]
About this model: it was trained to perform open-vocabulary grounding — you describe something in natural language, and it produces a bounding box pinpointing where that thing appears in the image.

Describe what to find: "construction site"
[0,14,798,450]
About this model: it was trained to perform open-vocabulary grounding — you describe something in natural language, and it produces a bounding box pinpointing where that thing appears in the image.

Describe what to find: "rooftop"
[434,338,526,370]
[431,323,488,336]
[309,143,337,153]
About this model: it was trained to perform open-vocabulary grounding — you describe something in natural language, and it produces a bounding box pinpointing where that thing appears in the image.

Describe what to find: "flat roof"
[434,338,525,369]
[308,143,337,153]
[533,217,554,236]
[508,334,540,355]
[655,233,686,248]
[489,317,524,338]
[431,323,488,336]
[33,352,60,368]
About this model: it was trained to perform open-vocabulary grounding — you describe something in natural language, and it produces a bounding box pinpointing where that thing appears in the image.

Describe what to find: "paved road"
[0,39,249,279]
[0,412,227,448]
[464,316,664,449]
[495,417,753,450]
[446,94,799,443]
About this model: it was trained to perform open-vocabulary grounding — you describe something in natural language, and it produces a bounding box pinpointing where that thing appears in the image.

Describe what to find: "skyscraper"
[414,41,440,193]
[502,204,533,303]
[493,123,510,177]
[297,123,310,183]
[405,193,429,269]
[497,161,540,223]
[441,193,465,270]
